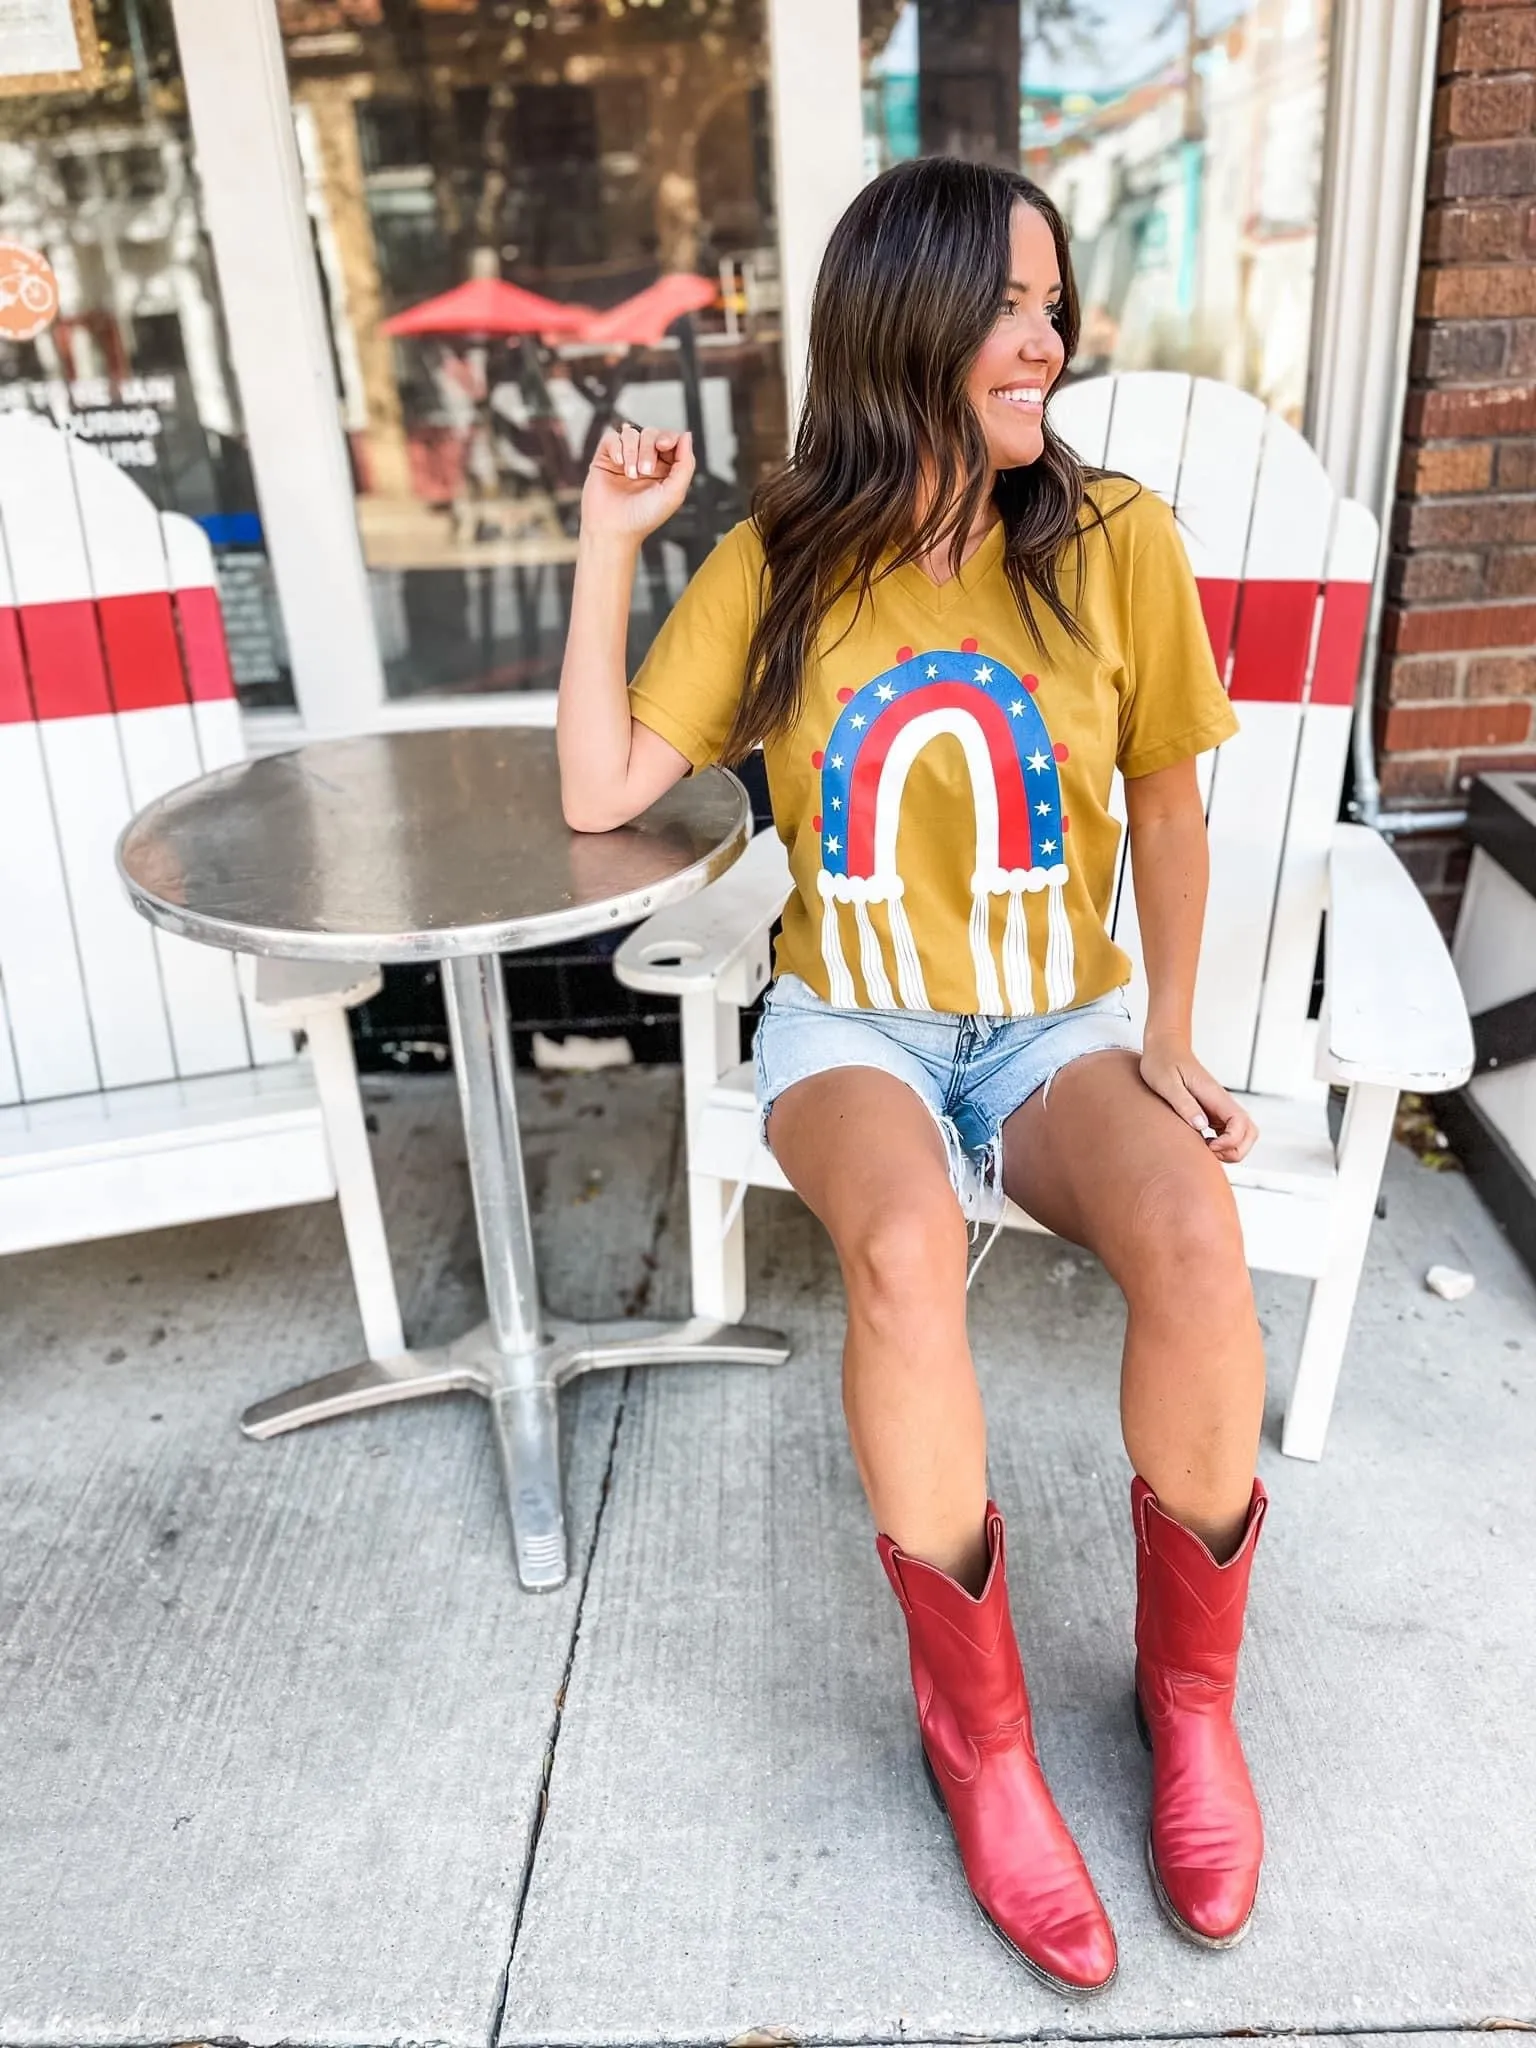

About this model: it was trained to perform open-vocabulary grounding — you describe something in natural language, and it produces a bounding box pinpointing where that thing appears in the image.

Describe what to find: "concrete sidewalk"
[2,1068,1533,2047]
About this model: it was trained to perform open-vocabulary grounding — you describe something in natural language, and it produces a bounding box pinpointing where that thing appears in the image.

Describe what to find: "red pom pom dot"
[1053,742,1070,763]
[896,645,913,662]
[811,749,824,769]
[837,687,855,703]
[1023,673,1039,693]
[812,814,823,833]
[961,636,979,654]
[1062,815,1070,832]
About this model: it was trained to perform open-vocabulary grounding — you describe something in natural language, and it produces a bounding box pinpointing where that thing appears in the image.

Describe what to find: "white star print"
[1035,800,1052,816]
[876,683,896,702]
[1040,839,1057,854]
[926,663,938,678]
[1026,748,1050,774]
[974,663,994,683]
[1009,699,1025,716]
[830,754,844,770]
[850,714,866,729]
[830,796,841,810]
[826,835,841,854]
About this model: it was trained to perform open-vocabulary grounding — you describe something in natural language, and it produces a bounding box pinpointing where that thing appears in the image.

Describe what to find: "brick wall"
[1378,0,1536,929]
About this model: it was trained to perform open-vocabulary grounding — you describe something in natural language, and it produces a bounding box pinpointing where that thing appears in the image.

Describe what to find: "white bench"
[0,413,401,1362]
[614,372,1475,1460]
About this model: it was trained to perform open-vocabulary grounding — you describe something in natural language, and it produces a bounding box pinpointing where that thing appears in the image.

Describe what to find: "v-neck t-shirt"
[628,477,1237,1018]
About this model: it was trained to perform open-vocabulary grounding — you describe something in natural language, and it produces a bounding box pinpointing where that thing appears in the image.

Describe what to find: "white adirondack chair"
[0,413,402,1362]
[614,372,1475,1460]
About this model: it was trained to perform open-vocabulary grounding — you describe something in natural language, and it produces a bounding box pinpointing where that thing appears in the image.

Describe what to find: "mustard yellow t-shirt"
[630,477,1237,1017]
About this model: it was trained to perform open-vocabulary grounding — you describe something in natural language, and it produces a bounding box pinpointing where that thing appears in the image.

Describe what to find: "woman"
[557,157,1268,1996]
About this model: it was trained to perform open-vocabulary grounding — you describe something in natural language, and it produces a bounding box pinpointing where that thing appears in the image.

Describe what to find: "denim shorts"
[753,973,1141,1222]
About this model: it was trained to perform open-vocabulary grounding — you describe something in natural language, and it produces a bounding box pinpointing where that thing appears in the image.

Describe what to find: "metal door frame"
[167,0,1431,746]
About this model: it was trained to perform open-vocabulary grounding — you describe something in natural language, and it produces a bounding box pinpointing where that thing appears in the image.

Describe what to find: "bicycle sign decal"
[0,244,60,344]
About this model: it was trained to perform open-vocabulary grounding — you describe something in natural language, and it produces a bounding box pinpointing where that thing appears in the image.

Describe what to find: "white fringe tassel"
[1001,891,1035,1016]
[854,899,897,1010]
[887,889,930,1010]
[821,893,859,1008]
[1044,877,1077,1010]
[969,881,1005,1015]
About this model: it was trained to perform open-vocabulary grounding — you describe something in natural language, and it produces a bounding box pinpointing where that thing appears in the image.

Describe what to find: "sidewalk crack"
[485,1103,684,2048]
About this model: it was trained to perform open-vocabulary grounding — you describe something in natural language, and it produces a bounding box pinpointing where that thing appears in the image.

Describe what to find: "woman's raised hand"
[581,424,695,540]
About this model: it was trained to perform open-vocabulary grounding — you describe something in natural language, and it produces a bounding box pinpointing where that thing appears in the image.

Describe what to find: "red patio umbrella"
[381,277,594,504]
[381,274,592,339]
[574,272,718,346]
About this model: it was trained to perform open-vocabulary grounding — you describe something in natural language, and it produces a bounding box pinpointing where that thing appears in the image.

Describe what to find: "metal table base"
[240,952,788,1590]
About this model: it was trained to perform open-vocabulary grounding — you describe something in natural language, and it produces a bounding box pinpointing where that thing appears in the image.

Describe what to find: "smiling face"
[966,202,1066,474]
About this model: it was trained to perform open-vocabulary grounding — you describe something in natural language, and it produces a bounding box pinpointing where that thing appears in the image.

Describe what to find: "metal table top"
[117,727,750,963]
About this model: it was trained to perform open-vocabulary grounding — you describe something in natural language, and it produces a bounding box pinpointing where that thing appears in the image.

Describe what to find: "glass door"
[860,0,1333,425]
[275,0,786,703]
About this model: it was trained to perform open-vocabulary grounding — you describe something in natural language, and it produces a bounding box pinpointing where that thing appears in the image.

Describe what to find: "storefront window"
[278,0,785,700]
[860,0,1330,424]
[0,0,295,706]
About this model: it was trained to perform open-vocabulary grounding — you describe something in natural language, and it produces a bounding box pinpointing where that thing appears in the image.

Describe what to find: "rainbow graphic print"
[812,639,1076,1014]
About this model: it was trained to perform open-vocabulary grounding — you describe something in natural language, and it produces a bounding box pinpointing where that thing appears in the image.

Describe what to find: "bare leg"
[1002,1051,1263,1558]
[767,1070,986,1588]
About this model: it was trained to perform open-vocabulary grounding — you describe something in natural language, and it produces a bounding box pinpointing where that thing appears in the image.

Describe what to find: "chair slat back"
[0,414,281,1105]
[1051,372,1375,1097]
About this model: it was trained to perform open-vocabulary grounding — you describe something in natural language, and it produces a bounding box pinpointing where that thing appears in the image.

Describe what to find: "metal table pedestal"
[116,729,788,1593]
[242,951,785,1589]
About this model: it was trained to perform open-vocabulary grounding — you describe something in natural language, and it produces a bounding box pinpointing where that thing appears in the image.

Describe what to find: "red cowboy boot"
[878,1503,1118,1995]
[1132,1476,1268,1948]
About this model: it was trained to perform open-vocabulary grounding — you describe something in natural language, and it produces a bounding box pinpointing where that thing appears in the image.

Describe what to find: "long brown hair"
[722,156,1127,764]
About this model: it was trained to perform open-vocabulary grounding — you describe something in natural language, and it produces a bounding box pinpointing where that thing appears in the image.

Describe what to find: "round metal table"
[118,727,788,1591]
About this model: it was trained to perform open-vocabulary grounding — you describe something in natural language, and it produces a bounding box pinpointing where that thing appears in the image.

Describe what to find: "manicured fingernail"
[627,465,637,478]
[640,461,652,474]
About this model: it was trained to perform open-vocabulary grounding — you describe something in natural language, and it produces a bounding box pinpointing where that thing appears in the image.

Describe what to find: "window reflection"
[0,0,293,706]
[861,0,1329,424]
[280,0,785,700]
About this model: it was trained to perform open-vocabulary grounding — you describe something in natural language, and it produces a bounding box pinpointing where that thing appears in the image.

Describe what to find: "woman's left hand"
[1139,1033,1258,1164]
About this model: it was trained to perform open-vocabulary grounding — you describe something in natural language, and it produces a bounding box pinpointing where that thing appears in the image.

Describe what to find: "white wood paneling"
[1200,415,1338,1088]
[0,724,98,1100]
[1250,500,1380,1097]
[38,716,177,1089]
[72,447,253,1081]
[1173,379,1267,584]
[0,1064,335,1255]
[0,498,90,1104]
[0,420,174,1094]
[1049,374,1114,467]
[1100,370,1191,502]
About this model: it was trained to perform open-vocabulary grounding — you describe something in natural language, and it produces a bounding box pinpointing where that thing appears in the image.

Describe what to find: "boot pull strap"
[876,1505,1007,1614]
[875,1532,915,1615]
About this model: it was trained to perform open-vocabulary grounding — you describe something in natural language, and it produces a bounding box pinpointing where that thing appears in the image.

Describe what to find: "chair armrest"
[613,826,791,1003]
[1320,823,1473,1092]
[248,956,383,1021]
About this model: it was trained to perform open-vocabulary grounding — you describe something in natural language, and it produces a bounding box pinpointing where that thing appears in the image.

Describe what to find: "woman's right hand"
[581,423,695,541]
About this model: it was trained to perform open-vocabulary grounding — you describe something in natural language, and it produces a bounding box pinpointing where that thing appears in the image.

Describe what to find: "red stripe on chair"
[1310,580,1371,707]
[1195,578,1240,677]
[18,599,111,719]
[0,608,28,723]
[97,591,188,713]
[174,584,236,703]
[1227,580,1318,705]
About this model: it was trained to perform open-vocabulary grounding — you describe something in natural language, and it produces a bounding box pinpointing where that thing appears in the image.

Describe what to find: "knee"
[1127,1166,1251,1312]
[838,1190,967,1326]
